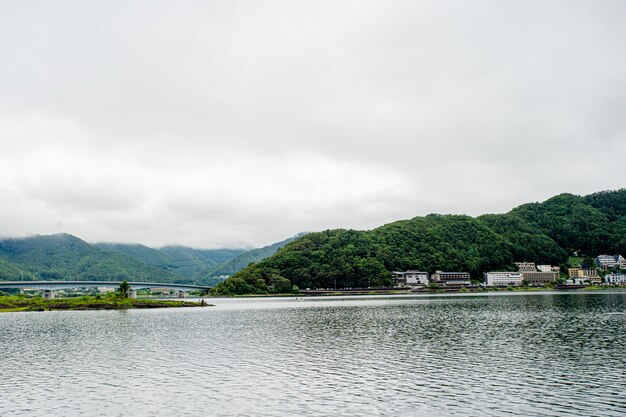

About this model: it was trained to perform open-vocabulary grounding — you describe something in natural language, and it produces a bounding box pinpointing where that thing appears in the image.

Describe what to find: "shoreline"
[226,285,625,298]
[0,295,211,313]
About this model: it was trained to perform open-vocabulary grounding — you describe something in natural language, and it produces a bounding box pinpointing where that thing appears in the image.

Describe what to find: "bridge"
[0,281,212,300]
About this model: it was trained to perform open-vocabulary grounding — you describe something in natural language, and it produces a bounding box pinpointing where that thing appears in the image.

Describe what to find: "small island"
[0,281,211,312]
[0,296,209,312]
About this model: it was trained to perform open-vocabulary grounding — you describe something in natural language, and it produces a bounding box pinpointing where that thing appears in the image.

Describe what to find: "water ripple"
[0,292,624,416]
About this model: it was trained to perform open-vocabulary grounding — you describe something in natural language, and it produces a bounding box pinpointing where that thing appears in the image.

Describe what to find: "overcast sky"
[1,0,625,248]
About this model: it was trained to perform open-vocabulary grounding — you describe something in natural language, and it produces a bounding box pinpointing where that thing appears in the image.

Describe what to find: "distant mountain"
[158,246,247,279]
[0,258,35,280]
[203,233,308,278]
[0,233,257,285]
[94,242,179,269]
[0,234,181,282]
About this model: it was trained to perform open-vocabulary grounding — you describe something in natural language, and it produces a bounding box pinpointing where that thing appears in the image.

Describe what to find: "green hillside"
[0,234,182,282]
[214,189,626,295]
[0,258,35,280]
[0,234,282,286]
[94,242,179,269]
[158,246,246,279]
[203,233,308,278]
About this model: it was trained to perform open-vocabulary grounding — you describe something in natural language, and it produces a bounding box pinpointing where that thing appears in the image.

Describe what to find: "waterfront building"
[392,270,429,286]
[431,271,471,286]
[514,262,560,285]
[483,272,523,287]
[392,271,407,286]
[568,268,600,283]
[521,271,559,285]
[405,271,429,286]
[604,273,626,284]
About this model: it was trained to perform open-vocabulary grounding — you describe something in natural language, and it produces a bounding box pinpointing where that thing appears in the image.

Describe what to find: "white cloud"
[0,0,625,247]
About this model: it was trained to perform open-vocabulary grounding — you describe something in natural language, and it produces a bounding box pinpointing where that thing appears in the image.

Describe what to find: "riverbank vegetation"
[0,294,208,312]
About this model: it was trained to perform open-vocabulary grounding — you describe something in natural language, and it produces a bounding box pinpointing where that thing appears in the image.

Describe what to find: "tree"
[117,280,131,298]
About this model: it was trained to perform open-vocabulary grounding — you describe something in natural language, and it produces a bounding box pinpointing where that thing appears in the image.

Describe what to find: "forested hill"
[0,235,246,284]
[214,189,626,295]
[0,234,182,282]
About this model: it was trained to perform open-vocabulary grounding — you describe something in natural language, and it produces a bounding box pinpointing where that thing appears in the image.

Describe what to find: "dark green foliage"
[511,193,625,255]
[216,190,626,295]
[477,213,567,264]
[584,189,626,221]
[117,280,131,298]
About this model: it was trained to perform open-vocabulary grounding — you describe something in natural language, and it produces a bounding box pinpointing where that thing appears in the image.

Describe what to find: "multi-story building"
[431,271,471,286]
[392,271,429,286]
[515,262,560,285]
[483,272,523,287]
[595,254,626,269]
[392,272,407,286]
[405,271,429,286]
[521,271,559,285]
[568,268,600,283]
[604,273,626,284]
[515,262,537,272]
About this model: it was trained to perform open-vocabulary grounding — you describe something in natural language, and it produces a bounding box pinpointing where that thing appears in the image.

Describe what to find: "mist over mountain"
[0,234,289,285]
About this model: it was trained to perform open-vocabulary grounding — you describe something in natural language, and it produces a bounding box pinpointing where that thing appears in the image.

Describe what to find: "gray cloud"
[0,0,625,247]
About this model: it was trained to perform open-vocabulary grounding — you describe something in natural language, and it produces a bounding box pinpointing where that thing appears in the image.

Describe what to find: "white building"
[484,272,523,287]
[404,271,429,286]
[604,273,626,284]
[392,270,429,286]
[537,265,560,273]
[595,254,626,269]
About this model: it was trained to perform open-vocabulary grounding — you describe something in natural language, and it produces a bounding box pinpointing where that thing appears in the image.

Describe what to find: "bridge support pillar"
[128,289,137,299]
[177,291,186,299]
[43,290,55,300]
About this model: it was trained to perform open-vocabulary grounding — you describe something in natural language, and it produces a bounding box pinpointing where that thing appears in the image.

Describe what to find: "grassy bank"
[0,295,210,312]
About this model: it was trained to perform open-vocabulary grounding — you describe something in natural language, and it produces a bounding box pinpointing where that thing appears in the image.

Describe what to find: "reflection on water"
[0,292,624,416]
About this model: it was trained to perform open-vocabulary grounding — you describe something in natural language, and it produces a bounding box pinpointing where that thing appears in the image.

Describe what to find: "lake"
[0,291,624,416]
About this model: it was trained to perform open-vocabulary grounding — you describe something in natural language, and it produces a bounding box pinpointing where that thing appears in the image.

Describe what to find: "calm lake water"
[0,291,624,417]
